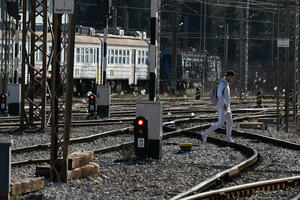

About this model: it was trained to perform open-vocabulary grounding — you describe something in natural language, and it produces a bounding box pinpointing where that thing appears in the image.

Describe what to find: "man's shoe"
[226,137,234,143]
[201,131,207,142]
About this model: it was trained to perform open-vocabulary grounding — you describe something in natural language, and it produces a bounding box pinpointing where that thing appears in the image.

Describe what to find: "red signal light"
[138,119,144,126]
[1,94,6,99]
[90,95,94,99]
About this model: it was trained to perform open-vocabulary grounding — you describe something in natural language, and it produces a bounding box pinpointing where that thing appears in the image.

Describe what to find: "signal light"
[88,94,96,114]
[138,119,144,126]
[134,116,148,158]
[0,92,7,112]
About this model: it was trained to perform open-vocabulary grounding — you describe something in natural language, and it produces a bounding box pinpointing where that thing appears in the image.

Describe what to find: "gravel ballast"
[11,136,246,200]
[0,124,131,149]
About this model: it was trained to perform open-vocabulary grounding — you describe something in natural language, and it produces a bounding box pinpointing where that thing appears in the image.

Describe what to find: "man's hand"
[224,104,228,111]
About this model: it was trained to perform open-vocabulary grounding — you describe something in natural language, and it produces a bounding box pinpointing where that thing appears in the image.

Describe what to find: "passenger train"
[160,50,221,93]
[1,25,221,96]
[1,25,149,96]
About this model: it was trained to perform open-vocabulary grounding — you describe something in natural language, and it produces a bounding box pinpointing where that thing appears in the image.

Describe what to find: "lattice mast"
[50,0,76,182]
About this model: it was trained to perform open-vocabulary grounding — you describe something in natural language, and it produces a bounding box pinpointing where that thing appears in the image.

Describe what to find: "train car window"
[115,50,118,64]
[81,48,84,63]
[76,48,80,63]
[122,50,126,64]
[142,51,145,64]
[85,48,89,63]
[111,49,114,64]
[119,50,122,64]
[138,51,141,64]
[126,50,130,64]
[108,49,110,64]
[89,48,93,64]
[97,48,99,64]
[146,51,149,65]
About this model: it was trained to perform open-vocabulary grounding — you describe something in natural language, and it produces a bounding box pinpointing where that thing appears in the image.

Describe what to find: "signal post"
[97,0,112,118]
[87,94,97,119]
[0,93,7,114]
[135,0,162,160]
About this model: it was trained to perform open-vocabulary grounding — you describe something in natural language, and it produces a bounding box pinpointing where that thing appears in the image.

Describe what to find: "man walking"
[201,70,236,143]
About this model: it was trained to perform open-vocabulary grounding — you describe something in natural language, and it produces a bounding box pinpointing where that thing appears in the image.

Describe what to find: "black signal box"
[88,94,96,113]
[0,93,7,113]
[134,116,148,158]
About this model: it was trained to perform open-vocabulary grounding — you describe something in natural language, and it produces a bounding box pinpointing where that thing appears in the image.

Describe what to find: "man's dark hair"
[226,70,236,77]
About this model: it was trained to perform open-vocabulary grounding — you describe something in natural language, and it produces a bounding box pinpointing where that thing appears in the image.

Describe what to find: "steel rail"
[169,125,300,199]
[10,113,276,154]
[169,129,259,200]
[181,176,300,200]
[291,191,300,200]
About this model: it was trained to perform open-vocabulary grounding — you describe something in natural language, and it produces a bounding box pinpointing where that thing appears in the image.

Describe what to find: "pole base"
[97,105,110,118]
[148,139,162,160]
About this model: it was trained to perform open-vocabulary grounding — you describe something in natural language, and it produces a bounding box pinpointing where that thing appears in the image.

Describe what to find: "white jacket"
[217,77,230,108]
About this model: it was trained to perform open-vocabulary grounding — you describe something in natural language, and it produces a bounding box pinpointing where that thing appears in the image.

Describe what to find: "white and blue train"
[5,25,150,96]
[1,24,221,96]
[70,27,150,96]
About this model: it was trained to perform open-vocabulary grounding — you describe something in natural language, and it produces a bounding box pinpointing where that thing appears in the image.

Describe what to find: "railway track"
[166,123,300,199]
[9,112,271,156]
[180,176,300,200]
[0,105,276,129]
[6,108,298,199]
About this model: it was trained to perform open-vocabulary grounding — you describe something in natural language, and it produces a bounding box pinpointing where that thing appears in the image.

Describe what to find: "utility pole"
[239,0,249,99]
[271,13,275,86]
[198,2,203,98]
[171,0,178,95]
[276,0,281,132]
[103,0,112,85]
[21,0,49,130]
[276,0,292,133]
[113,7,117,28]
[284,1,290,133]
[183,16,188,51]
[13,9,20,84]
[50,0,77,182]
[223,23,229,73]
[203,0,206,98]
[123,0,129,30]
[293,2,299,123]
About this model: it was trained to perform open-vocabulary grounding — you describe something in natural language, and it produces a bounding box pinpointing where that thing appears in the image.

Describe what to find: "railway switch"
[88,94,96,114]
[136,101,162,160]
[134,116,148,158]
[0,93,7,113]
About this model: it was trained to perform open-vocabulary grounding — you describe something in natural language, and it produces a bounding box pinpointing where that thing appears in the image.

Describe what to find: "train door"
[131,49,136,85]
